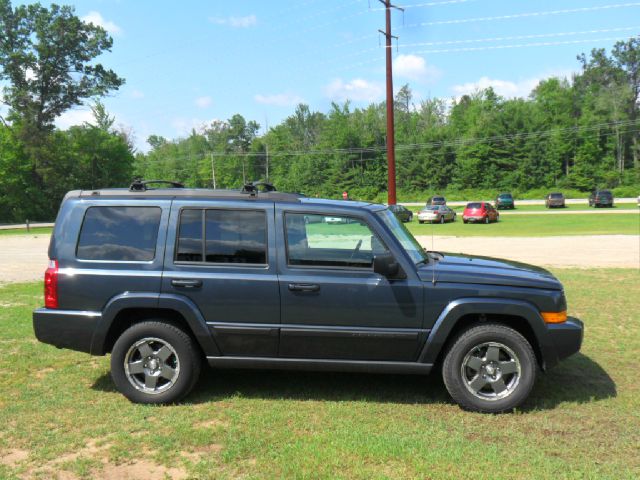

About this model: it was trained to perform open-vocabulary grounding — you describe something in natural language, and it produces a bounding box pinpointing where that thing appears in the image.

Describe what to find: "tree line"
[1,0,638,222]
[136,38,639,202]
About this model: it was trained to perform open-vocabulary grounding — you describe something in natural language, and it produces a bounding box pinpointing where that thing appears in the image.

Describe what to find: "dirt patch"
[181,443,224,463]
[98,460,188,480]
[0,448,29,467]
[416,235,640,268]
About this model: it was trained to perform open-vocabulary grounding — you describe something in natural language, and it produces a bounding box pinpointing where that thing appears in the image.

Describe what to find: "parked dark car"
[588,189,614,207]
[417,205,456,224]
[426,196,446,206]
[495,193,515,209]
[33,180,582,413]
[545,192,565,208]
[388,204,413,222]
[463,202,499,224]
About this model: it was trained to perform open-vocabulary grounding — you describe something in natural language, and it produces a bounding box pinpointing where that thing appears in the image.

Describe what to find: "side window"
[77,206,162,261]
[285,213,388,269]
[176,209,267,265]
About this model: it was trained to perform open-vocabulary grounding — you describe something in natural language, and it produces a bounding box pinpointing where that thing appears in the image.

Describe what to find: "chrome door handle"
[171,279,203,289]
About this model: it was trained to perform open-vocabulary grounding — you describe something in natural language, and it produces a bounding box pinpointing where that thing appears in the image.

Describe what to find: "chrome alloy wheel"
[460,342,521,401]
[124,337,180,394]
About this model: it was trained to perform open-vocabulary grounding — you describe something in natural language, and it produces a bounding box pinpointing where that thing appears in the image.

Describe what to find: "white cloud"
[451,76,539,98]
[55,108,94,129]
[254,92,304,107]
[195,96,213,108]
[393,54,441,84]
[81,11,122,36]
[209,15,257,28]
[324,78,384,103]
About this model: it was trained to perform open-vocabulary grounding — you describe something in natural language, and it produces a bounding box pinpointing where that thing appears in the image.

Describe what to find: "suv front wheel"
[111,321,201,404]
[442,324,537,413]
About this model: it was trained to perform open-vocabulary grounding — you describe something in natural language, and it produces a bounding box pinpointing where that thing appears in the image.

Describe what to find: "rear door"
[162,200,280,357]
[276,205,425,362]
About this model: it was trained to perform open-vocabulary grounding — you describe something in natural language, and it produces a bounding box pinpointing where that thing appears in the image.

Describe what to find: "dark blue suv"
[33,181,583,413]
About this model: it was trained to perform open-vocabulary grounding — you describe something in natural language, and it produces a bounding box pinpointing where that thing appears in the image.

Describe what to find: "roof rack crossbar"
[130,179,185,191]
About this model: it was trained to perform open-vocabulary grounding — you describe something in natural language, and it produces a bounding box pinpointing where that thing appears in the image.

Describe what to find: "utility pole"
[265,143,270,182]
[378,0,403,205]
[210,153,216,189]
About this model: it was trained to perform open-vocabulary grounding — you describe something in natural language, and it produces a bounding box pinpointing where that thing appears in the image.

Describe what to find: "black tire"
[111,321,202,404]
[419,220,424,224]
[463,219,468,224]
[442,323,537,413]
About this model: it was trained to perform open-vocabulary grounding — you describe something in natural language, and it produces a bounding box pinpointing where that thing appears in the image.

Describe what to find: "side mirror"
[373,253,404,278]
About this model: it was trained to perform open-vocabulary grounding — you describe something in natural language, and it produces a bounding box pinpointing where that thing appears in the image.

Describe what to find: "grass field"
[406,212,640,237]
[1,270,639,479]
[0,227,53,237]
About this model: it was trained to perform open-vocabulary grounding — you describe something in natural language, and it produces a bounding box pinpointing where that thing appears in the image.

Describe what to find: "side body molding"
[91,292,220,356]
[418,297,559,369]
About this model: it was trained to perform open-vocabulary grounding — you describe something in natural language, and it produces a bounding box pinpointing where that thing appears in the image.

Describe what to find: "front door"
[276,206,425,362]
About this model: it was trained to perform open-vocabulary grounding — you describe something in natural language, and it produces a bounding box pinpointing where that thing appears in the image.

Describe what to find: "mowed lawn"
[406,212,640,237]
[1,270,639,479]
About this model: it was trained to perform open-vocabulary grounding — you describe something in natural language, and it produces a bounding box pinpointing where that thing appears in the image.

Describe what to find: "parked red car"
[462,202,499,224]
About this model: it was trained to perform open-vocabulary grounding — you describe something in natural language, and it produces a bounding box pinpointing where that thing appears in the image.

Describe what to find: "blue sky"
[11,0,640,150]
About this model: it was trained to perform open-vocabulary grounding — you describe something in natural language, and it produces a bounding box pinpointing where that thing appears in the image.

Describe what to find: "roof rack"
[241,181,277,195]
[129,179,185,192]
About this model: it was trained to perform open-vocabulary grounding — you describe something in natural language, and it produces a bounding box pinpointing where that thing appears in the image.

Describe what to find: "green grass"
[406,212,640,237]
[1,271,639,479]
[0,227,53,236]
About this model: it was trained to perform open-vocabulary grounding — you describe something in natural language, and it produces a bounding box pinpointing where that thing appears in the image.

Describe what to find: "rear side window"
[176,209,267,265]
[77,206,162,261]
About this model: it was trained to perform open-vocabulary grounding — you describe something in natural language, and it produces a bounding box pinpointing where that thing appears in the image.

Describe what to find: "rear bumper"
[544,316,584,368]
[33,308,101,354]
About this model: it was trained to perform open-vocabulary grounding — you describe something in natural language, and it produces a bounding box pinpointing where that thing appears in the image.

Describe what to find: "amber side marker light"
[541,311,567,324]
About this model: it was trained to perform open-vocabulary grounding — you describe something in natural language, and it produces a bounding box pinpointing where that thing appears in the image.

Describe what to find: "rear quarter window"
[76,206,162,261]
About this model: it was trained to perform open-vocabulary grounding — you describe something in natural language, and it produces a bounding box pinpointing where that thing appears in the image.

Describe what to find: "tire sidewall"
[111,321,200,404]
[443,325,537,413]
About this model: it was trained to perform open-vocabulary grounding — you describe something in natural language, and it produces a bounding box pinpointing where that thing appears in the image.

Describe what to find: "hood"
[418,252,562,290]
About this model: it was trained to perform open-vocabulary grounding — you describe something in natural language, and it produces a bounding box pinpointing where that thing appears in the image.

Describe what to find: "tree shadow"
[90,353,615,411]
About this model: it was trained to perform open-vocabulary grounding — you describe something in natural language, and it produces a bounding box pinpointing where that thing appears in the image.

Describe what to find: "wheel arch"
[419,298,557,370]
[91,293,220,356]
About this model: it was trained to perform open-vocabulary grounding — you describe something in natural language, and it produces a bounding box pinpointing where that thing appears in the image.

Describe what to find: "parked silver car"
[418,205,456,224]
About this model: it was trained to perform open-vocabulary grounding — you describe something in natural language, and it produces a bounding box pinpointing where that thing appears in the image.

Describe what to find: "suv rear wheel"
[111,321,201,404]
[442,324,537,413]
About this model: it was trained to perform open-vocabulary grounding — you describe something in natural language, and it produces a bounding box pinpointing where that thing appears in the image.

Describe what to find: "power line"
[399,26,640,49]
[405,35,638,55]
[403,3,640,28]
[372,0,475,11]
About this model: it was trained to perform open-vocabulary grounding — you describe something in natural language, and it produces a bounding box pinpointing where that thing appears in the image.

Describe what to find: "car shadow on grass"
[91,353,615,411]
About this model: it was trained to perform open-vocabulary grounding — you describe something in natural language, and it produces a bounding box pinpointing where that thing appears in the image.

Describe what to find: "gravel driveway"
[0,233,638,284]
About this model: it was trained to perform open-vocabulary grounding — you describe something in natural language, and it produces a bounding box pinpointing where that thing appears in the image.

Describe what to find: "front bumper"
[33,308,102,354]
[544,316,584,368]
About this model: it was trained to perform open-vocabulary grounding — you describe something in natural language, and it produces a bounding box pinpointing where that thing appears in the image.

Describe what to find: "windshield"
[466,202,482,209]
[498,194,512,199]
[377,209,428,264]
[550,193,563,198]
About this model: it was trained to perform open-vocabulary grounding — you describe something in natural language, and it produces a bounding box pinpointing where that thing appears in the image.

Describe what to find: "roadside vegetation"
[1,270,638,479]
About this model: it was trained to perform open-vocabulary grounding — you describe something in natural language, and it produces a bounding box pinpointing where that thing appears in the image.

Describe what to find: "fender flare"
[90,292,220,356]
[418,297,558,369]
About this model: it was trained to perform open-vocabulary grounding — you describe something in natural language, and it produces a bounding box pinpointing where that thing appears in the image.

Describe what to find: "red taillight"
[44,259,58,309]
